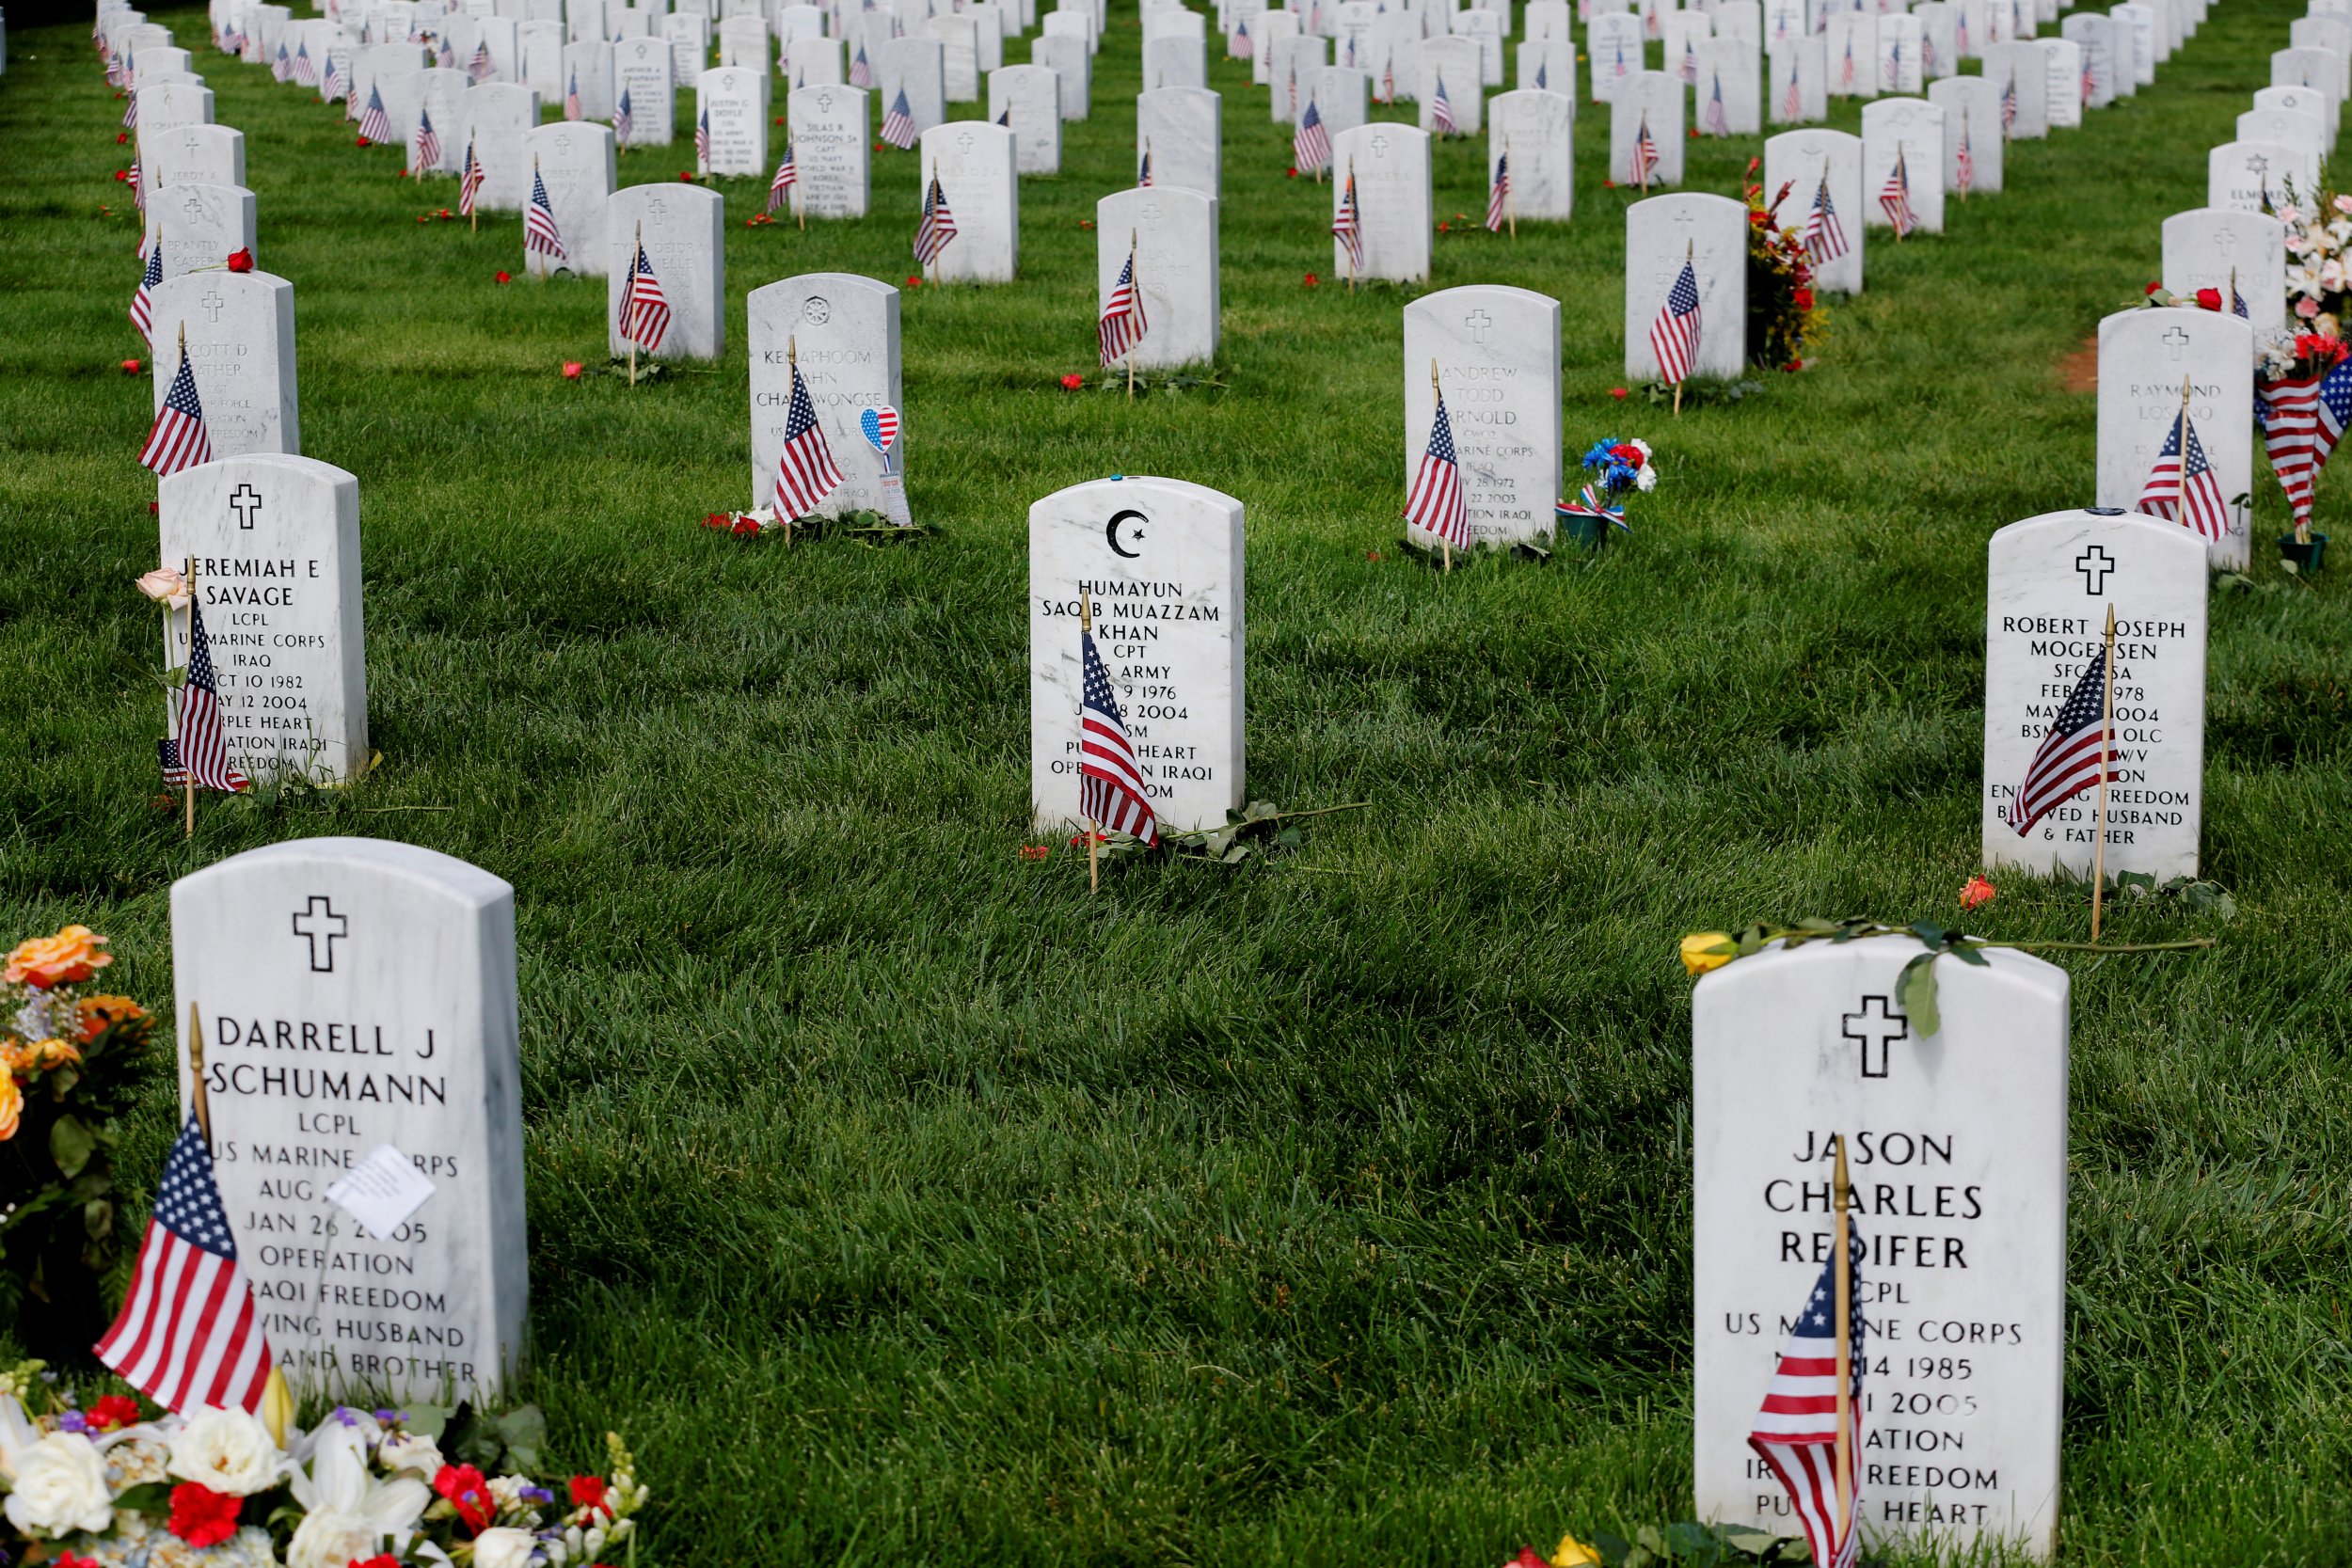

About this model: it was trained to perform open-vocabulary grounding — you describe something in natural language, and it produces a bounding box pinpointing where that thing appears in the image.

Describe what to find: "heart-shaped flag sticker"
[861,405,900,453]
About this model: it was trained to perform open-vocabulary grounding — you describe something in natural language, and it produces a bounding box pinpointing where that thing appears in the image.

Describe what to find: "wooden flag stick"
[1832,1133,1854,1553]
[628,219,641,387]
[1081,593,1100,894]
[1432,358,1451,575]
[1506,135,1516,239]
[469,135,479,232]
[187,1001,214,1151]
[532,153,544,278]
[2090,602,2117,943]
[183,543,198,839]
[1347,161,1358,293]
[1128,231,1138,400]
[784,336,800,544]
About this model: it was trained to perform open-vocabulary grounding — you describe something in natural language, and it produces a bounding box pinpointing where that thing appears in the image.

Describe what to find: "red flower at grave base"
[416,214,430,223]
[563,361,584,379]
[1610,387,1629,400]
[1367,550,1382,562]
[2195,287,2223,311]
[1060,372,1085,389]
[1960,874,1997,911]
[434,1465,496,1536]
[357,135,372,147]
[114,168,129,182]
[1079,218,1094,229]
[678,170,695,182]
[88,1395,142,1431]
[121,358,142,374]
[167,1484,241,1549]
[569,1476,611,1515]
[495,270,512,283]
[1303,272,1319,287]
[731,515,760,536]
[905,275,923,288]
[774,115,785,125]
[397,168,409,179]
[874,140,886,150]
[1783,360,1804,372]
[437,209,453,220]
[1601,178,1616,189]
[1286,166,1298,178]
[56,1554,104,1568]
[1688,127,1700,138]
[1793,288,1815,310]
[746,213,773,226]
[149,501,159,514]
[1438,221,1451,232]
[2143,279,2163,295]
[704,513,728,529]
[1019,845,1049,862]
[350,1558,401,1568]
[118,131,130,144]
[227,249,254,273]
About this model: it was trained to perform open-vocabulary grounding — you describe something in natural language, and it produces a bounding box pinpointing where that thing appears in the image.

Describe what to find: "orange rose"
[28,1038,82,1069]
[77,994,147,1041]
[0,1074,20,1142]
[4,926,112,989]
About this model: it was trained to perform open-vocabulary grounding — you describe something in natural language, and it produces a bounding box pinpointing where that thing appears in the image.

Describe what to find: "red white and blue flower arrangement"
[1557,438,1657,548]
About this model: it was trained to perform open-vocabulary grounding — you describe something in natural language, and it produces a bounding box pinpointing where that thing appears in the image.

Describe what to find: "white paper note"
[324,1144,438,1239]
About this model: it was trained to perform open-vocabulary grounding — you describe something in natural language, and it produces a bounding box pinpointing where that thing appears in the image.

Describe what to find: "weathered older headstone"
[1981,40,2047,136]
[150,270,298,460]
[786,83,869,217]
[1861,97,1945,232]
[918,121,1019,282]
[1029,476,1244,837]
[1926,74,2001,192]
[1981,509,2207,880]
[612,36,675,142]
[1770,36,1828,122]
[1763,128,1863,293]
[1625,193,1746,379]
[1610,69,1684,184]
[2206,139,2312,214]
[1421,35,1484,133]
[1097,184,1218,370]
[151,181,257,282]
[1136,85,1218,198]
[877,35,948,135]
[605,182,724,357]
[171,837,522,1403]
[1692,938,2069,1560]
[2160,207,2283,334]
[141,120,245,225]
[2095,309,2253,569]
[523,121,613,275]
[1487,87,1573,220]
[1588,11,1644,103]
[747,273,900,517]
[1403,284,1560,551]
[1330,122,1430,282]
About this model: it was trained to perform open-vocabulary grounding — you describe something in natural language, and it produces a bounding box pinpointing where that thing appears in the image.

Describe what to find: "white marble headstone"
[747,274,901,517]
[987,64,1064,174]
[1404,284,1561,551]
[695,65,768,176]
[1487,87,1573,220]
[1981,509,2208,880]
[2059,12,2115,105]
[1144,30,1208,87]
[2040,37,2083,130]
[612,36,675,143]
[2252,82,2337,145]
[136,80,215,133]
[1861,97,1945,232]
[917,121,1019,282]
[2159,207,2284,334]
[141,121,246,230]
[1304,64,1371,135]
[2111,1,2155,85]
[1763,128,1863,293]
[151,180,257,282]
[1421,34,1484,133]
[1624,193,1746,379]
[1251,8,1299,84]
[1032,33,1091,119]
[1695,37,1759,134]
[928,11,980,97]
[1610,70,1685,184]
[1692,940,2068,1560]
[663,12,709,84]
[1770,37,1828,122]
[150,271,298,460]
[1980,40,2047,137]
[2205,139,2312,214]
[1927,74,2002,193]
[1588,12,1644,103]
[1330,122,1431,282]
[2235,105,2326,161]
[1915,0,1958,76]
[1269,33,1327,121]
[1029,476,1245,836]
[1876,12,1921,91]
[2094,309,2253,569]
[605,182,724,358]
[877,36,948,136]
[172,838,522,1404]
[786,83,870,217]
[1825,10,1879,97]
[1136,85,1219,198]
[1517,37,1574,93]
[1098,185,1218,370]
[562,40,615,119]
[460,82,539,209]
[525,121,615,276]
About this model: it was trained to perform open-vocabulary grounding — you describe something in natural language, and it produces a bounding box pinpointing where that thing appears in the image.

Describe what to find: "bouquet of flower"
[1556,439,1656,547]
[1,927,152,1364]
[2279,192,2352,330]
[1744,165,1825,372]
[0,1369,650,1568]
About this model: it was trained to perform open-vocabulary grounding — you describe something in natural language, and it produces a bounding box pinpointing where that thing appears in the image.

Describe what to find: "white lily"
[0,1392,39,1485]
[283,1424,431,1568]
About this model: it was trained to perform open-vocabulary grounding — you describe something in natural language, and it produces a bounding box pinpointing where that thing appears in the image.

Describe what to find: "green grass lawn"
[5,0,2352,1561]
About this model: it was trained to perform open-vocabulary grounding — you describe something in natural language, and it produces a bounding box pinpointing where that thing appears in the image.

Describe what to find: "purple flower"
[521,1487,555,1506]
[374,1409,404,1423]
[333,1406,362,1427]
[58,1411,88,1433]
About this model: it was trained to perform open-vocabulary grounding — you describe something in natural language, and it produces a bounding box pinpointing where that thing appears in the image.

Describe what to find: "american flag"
[1629,112,1659,189]
[93,1117,271,1414]
[615,87,635,148]
[1705,71,1729,135]
[1613,38,1630,82]
[850,43,873,87]
[2006,648,2120,835]
[1295,98,1330,172]
[914,172,957,265]
[1137,144,1153,185]
[130,243,162,342]
[1783,63,1802,119]
[1535,58,1548,89]
[273,40,291,80]
[1878,150,1914,237]
[123,87,139,128]
[1956,9,1970,55]
[1956,118,1973,194]
[772,359,846,517]
[324,53,348,102]
[1839,35,1853,89]
[459,135,485,215]
[437,36,454,69]
[2231,274,2249,319]
[140,341,214,476]
[1881,35,1898,89]
[2137,404,2231,542]
[1485,150,1509,231]
[2080,55,2094,105]
[294,40,316,85]
[1098,245,1148,365]
[1746,1219,1865,1568]
[1431,75,1456,134]
[358,83,390,143]
[1649,253,1703,384]
[1999,68,2016,127]
[413,103,442,172]
[470,38,495,82]
[1333,164,1364,268]
[161,594,249,793]
[995,106,1011,128]
[769,140,797,213]
[1806,170,1848,261]
[882,87,916,149]
[2259,356,2352,529]
[1079,619,1157,845]
[1922,30,1936,73]
[1380,60,1397,105]
[695,107,711,170]
[525,165,567,262]
[1232,13,1252,57]
[1678,39,1697,84]
[620,234,672,350]
[565,69,581,119]
[131,151,146,212]
[1406,387,1470,549]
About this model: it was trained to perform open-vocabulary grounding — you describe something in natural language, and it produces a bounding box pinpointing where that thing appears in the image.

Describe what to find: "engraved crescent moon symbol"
[1106,509,1146,558]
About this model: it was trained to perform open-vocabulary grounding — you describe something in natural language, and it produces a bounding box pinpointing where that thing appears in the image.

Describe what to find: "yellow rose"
[75,994,146,1042]
[0,1074,21,1143]
[3,926,112,989]
[1552,1536,1603,1568]
[27,1038,81,1070]
[1680,932,1736,975]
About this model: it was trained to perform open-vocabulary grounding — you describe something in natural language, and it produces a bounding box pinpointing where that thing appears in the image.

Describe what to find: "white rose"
[376,1433,445,1478]
[286,1506,382,1568]
[167,1406,286,1497]
[3,1433,116,1537]
[472,1526,541,1568]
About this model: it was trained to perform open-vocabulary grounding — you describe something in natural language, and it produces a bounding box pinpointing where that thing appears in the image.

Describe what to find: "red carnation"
[495,270,512,283]
[434,1464,496,1536]
[1609,387,1629,400]
[167,1484,242,1549]
[1437,220,1451,232]
[120,357,142,374]
[114,168,129,182]
[226,248,253,273]
[2194,286,2222,311]
[704,513,729,529]
[1303,271,1319,287]
[1792,288,1815,310]
[1286,165,1298,178]
[1060,372,1085,389]
[2143,280,2163,295]
[357,135,372,147]
[905,275,923,288]
[1601,178,1615,188]
[118,131,129,143]
[352,1558,402,1568]
[568,1475,612,1516]
[677,170,695,182]
[88,1394,142,1431]
[1609,442,1645,466]
[57,1554,105,1568]
[731,515,760,536]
